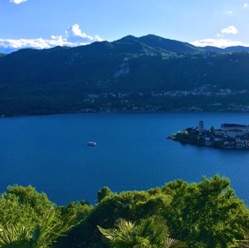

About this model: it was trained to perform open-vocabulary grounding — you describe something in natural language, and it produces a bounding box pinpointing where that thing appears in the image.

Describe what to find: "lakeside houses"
[79,88,249,113]
[170,121,249,149]
[86,87,247,100]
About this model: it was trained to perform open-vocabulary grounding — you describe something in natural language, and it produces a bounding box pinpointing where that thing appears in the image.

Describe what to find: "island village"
[170,121,249,149]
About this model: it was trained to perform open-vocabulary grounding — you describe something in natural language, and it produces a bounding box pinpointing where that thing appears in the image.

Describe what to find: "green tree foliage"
[98,217,187,248]
[0,185,54,229]
[0,208,77,248]
[163,175,249,248]
[0,185,90,248]
[58,201,92,227]
[97,186,114,203]
[171,130,194,144]
[210,126,215,134]
[172,131,188,139]
[0,223,31,248]
[1,176,249,248]
[57,188,170,247]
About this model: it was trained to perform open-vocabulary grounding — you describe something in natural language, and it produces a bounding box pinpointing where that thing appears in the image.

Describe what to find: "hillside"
[1,34,249,116]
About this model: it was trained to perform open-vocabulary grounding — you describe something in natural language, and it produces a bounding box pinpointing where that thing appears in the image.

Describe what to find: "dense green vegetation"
[1,176,249,247]
[0,185,91,247]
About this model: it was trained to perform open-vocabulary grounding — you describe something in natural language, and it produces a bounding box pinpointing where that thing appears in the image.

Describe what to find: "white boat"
[87,142,96,146]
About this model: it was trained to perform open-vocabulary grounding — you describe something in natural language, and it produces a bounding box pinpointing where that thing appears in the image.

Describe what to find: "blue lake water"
[1,112,249,206]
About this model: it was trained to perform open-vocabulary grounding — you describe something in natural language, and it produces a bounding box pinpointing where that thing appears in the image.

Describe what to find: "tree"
[68,189,169,247]
[0,186,83,248]
[97,186,113,203]
[0,208,75,248]
[0,185,54,230]
[210,126,215,134]
[163,176,249,248]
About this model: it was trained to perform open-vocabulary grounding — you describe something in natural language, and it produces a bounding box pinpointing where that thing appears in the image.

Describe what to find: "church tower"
[199,120,204,134]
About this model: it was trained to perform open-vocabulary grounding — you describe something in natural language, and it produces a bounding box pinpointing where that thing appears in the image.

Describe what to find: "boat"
[87,142,96,146]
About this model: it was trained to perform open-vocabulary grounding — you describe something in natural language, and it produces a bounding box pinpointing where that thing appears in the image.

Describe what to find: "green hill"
[1,34,249,116]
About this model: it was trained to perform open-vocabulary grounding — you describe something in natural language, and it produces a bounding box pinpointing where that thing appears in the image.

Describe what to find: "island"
[169,121,249,149]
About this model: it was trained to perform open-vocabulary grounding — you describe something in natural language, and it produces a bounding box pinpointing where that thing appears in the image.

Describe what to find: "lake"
[1,112,249,206]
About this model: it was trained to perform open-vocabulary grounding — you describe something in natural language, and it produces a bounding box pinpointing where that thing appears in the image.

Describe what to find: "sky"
[1,0,249,53]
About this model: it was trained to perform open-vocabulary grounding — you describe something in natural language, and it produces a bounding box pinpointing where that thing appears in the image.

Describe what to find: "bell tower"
[199,120,204,134]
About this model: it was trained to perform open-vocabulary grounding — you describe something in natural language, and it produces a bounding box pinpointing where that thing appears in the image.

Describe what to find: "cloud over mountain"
[190,24,246,48]
[190,38,249,48]
[65,24,103,43]
[0,24,103,53]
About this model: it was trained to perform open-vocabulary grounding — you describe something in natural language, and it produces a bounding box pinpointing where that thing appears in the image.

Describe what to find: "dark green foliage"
[171,130,204,145]
[0,185,90,247]
[0,185,54,228]
[97,187,114,203]
[0,208,77,248]
[1,176,249,248]
[171,131,189,143]
[57,189,170,247]
[98,216,176,248]
[163,176,249,248]
[210,126,215,134]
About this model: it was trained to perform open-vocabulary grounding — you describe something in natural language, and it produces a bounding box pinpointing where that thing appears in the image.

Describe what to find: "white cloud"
[0,38,65,51]
[190,38,249,48]
[0,24,103,53]
[10,0,27,4]
[227,10,235,16]
[215,26,238,39]
[221,25,238,35]
[65,24,103,44]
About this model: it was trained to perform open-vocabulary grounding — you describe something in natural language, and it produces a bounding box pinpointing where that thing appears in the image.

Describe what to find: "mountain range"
[1,34,249,116]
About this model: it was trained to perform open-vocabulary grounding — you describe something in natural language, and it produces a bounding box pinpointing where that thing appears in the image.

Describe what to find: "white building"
[221,124,249,137]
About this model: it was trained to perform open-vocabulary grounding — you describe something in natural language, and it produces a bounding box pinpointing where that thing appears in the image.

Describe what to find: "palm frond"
[0,223,31,246]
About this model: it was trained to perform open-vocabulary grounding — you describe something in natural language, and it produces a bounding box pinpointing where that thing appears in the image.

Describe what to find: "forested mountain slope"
[1,34,249,116]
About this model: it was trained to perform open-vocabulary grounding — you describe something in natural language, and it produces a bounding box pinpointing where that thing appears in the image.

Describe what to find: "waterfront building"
[221,123,249,137]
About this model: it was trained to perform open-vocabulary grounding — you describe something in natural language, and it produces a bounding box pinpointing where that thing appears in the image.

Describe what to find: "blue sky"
[1,0,249,53]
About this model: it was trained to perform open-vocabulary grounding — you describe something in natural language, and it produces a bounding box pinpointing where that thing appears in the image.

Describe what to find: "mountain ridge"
[1,34,249,116]
[3,34,249,55]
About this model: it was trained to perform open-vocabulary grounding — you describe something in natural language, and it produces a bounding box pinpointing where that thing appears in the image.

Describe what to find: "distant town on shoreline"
[169,121,249,149]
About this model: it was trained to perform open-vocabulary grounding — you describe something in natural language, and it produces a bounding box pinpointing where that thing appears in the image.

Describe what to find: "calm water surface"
[1,113,249,205]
